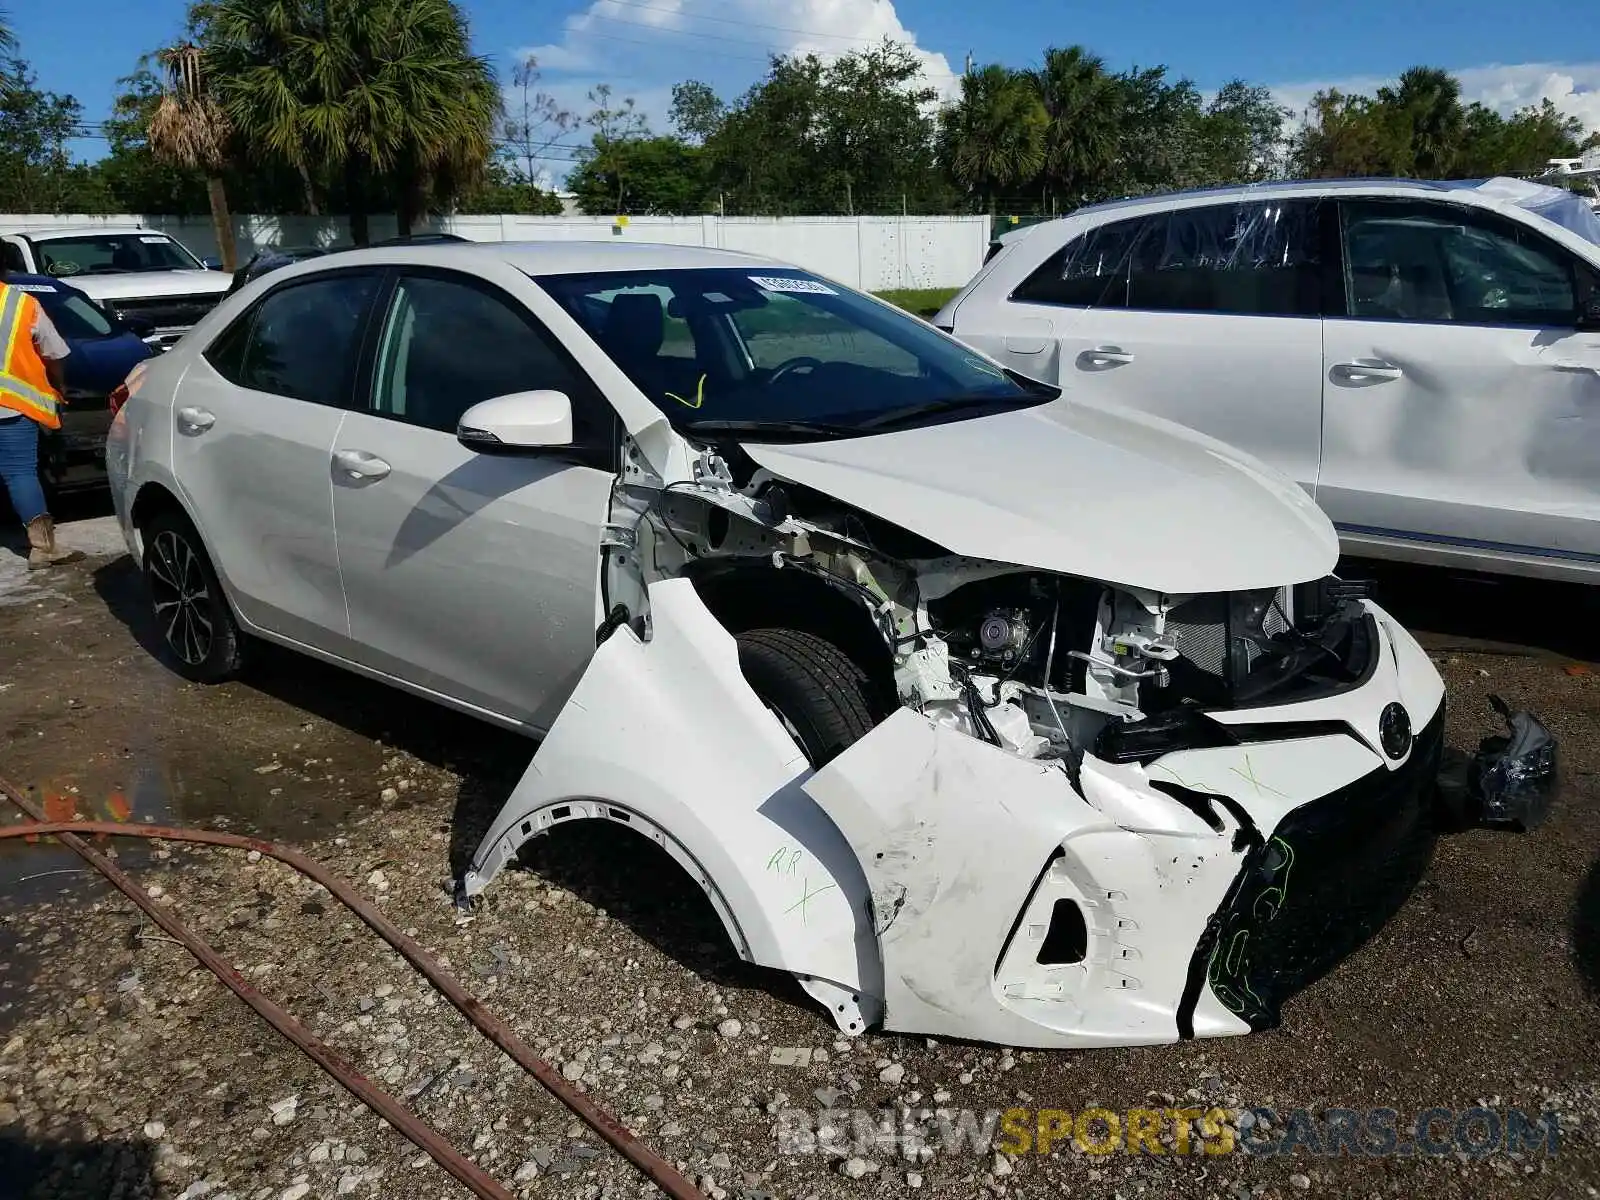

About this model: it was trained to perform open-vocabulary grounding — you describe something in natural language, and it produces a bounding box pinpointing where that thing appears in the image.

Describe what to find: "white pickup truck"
[0,225,232,350]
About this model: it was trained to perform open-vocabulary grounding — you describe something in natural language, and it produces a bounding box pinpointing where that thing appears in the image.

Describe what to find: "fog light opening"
[1037,899,1088,965]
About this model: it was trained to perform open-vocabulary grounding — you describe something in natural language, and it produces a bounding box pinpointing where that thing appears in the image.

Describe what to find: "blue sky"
[12,0,1600,170]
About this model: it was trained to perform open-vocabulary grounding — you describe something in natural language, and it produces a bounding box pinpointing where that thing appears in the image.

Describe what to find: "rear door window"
[1126,200,1324,317]
[1012,201,1324,318]
[208,271,380,406]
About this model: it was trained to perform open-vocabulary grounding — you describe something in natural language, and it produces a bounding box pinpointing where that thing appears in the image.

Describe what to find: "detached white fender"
[462,577,882,1027]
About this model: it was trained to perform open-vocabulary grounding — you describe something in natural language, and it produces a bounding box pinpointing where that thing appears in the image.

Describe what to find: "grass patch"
[872,287,960,318]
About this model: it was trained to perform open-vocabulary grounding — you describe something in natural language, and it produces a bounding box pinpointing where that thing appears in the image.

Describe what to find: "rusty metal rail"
[0,776,701,1200]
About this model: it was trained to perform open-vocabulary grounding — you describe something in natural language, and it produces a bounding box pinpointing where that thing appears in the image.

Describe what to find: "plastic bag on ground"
[1470,694,1559,832]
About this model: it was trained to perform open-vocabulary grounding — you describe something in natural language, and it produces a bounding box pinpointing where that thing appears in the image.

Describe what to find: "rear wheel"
[141,509,244,683]
[736,628,882,766]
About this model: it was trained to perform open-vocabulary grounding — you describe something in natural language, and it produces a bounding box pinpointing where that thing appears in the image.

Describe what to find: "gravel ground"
[0,524,1597,1200]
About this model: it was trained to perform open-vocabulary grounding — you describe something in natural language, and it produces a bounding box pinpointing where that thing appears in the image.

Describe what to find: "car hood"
[64,270,232,301]
[740,399,1339,595]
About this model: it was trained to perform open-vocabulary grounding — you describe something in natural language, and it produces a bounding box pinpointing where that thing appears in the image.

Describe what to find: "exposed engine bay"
[604,440,1379,771]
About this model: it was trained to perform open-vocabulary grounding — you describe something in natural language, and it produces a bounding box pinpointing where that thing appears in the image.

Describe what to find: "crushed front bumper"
[1185,704,1444,1035]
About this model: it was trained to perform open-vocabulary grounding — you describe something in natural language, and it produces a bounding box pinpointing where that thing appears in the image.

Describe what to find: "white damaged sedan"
[109,241,1449,1049]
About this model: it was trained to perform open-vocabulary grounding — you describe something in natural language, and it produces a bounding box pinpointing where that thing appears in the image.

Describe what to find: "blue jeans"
[0,416,46,525]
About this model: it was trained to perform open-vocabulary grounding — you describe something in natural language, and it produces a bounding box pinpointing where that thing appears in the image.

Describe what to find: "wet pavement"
[0,503,1596,1199]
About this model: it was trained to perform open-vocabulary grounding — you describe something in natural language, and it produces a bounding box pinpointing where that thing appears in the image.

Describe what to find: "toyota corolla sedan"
[108,241,1454,1048]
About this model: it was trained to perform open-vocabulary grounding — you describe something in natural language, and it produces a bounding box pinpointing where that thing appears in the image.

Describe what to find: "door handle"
[176,406,215,431]
[1332,359,1403,383]
[1078,346,1135,368]
[332,449,392,481]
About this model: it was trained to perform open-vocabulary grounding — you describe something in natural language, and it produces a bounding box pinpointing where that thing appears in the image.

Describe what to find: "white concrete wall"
[0,213,989,291]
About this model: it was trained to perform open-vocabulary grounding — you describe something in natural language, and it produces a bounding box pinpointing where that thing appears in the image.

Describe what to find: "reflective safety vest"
[0,284,60,429]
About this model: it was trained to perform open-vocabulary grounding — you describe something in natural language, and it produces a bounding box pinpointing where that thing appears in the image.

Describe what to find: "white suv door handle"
[332,449,392,481]
[1078,346,1135,368]
[1332,359,1403,383]
[176,406,215,431]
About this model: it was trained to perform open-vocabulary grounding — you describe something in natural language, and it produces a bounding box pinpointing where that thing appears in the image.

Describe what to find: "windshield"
[32,286,116,339]
[34,234,203,277]
[536,267,1054,439]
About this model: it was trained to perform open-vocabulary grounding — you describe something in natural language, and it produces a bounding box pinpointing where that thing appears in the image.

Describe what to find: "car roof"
[302,239,787,276]
[7,225,165,240]
[1066,177,1458,221]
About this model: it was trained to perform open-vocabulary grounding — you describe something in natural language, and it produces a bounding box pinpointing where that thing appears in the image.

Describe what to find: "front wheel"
[141,510,244,683]
[736,628,883,766]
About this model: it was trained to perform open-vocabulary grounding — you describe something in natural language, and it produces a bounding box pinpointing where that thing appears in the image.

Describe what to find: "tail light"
[107,383,130,417]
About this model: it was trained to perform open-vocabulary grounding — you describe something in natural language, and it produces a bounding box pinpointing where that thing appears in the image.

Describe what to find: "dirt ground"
[0,507,1597,1200]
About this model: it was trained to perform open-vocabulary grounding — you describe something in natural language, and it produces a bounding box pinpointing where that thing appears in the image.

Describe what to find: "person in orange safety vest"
[0,270,84,569]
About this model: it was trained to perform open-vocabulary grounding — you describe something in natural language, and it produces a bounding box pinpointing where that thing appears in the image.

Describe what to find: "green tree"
[668,80,724,144]
[576,83,649,213]
[1291,88,1395,177]
[202,0,500,245]
[1108,65,1206,196]
[1292,68,1586,180]
[1029,46,1123,209]
[938,64,1047,214]
[1456,99,1583,176]
[457,159,564,214]
[568,135,707,215]
[695,41,947,215]
[98,65,214,215]
[0,57,89,213]
[1195,80,1288,185]
[1377,66,1465,176]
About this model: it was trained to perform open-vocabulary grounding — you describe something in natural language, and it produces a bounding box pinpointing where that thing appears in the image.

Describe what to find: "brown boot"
[26,515,84,570]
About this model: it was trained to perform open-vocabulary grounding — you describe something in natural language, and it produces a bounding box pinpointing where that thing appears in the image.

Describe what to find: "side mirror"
[457,390,573,452]
[201,256,223,271]
[121,314,155,338]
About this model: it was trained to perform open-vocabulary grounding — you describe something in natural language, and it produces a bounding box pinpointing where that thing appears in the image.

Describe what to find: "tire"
[141,509,245,683]
[736,628,881,766]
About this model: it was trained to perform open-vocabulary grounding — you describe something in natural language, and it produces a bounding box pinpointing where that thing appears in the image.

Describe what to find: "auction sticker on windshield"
[139,236,171,245]
[750,275,838,295]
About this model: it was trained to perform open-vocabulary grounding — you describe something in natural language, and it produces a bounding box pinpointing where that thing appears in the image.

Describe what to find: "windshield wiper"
[681,418,859,441]
[856,392,1043,432]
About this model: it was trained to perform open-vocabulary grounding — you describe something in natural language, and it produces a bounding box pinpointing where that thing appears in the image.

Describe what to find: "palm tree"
[204,0,499,245]
[1030,46,1121,209]
[940,65,1047,214]
[148,44,238,272]
[1378,66,1465,177]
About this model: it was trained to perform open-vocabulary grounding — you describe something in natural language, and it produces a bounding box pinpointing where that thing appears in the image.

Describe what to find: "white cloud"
[1271,61,1600,134]
[517,0,959,144]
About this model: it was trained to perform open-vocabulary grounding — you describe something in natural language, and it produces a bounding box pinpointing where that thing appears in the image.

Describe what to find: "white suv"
[0,225,232,349]
[936,177,1600,584]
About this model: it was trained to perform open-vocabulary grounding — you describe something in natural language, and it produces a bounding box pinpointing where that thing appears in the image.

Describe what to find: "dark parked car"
[225,245,337,296]
[6,274,157,494]
[368,232,469,246]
